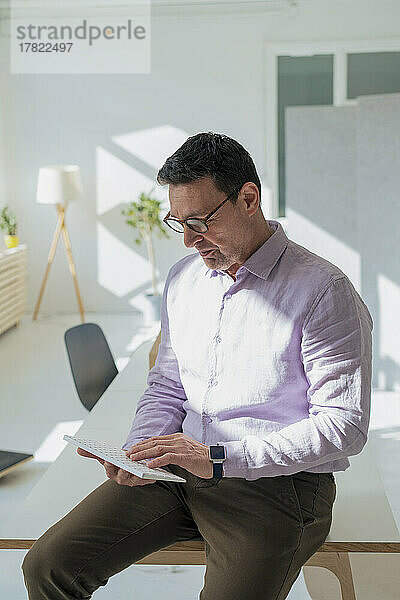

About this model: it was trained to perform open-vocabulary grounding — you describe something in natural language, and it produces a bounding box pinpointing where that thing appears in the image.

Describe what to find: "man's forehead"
[168,180,221,218]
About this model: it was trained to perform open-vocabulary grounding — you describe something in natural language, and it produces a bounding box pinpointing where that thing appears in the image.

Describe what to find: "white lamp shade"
[36,165,83,206]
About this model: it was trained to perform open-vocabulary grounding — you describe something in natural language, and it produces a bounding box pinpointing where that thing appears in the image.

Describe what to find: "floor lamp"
[33,165,85,322]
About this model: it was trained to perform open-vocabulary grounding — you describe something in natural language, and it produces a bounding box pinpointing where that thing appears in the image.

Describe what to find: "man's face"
[168,177,252,273]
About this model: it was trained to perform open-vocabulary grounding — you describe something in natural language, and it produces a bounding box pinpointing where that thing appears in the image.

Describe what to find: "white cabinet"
[0,245,27,335]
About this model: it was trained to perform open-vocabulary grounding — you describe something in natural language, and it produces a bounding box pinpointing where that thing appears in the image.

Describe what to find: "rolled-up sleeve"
[122,268,187,451]
[222,276,373,478]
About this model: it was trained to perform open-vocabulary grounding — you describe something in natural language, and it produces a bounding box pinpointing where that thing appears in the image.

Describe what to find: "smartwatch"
[208,443,226,479]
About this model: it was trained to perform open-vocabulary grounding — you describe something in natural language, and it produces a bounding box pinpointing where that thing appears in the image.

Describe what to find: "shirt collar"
[206,220,288,281]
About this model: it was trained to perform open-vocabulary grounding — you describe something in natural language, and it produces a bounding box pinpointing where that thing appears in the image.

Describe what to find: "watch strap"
[209,444,225,479]
[212,462,223,479]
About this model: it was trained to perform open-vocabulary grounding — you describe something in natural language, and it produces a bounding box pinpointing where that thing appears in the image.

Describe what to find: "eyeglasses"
[163,189,239,234]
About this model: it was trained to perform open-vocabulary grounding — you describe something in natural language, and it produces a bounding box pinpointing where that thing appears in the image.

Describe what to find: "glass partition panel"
[277,55,333,216]
[348,52,400,100]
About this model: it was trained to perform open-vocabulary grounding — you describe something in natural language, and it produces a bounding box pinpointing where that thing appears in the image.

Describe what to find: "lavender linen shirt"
[122,220,373,480]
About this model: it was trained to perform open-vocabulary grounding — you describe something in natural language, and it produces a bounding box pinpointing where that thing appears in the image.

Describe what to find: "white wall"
[1,0,400,315]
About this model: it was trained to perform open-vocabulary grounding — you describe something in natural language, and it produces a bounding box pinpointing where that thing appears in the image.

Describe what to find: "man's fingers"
[77,447,104,464]
[127,440,179,454]
[126,438,180,456]
[133,476,157,486]
[104,461,119,478]
[103,462,157,486]
[77,447,97,458]
[115,467,132,484]
[77,449,157,486]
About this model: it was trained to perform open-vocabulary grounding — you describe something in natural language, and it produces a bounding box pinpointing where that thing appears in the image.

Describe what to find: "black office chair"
[64,323,118,411]
[65,325,204,547]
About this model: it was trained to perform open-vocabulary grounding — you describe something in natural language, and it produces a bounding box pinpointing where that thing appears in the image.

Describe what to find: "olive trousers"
[22,464,336,600]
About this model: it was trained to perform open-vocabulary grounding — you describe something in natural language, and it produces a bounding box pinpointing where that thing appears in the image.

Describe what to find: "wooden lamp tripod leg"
[60,209,85,323]
[32,204,64,321]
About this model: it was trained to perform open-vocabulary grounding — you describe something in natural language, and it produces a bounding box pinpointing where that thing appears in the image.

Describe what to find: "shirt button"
[203,415,213,424]
[210,379,218,387]
[215,335,221,343]
[225,294,232,300]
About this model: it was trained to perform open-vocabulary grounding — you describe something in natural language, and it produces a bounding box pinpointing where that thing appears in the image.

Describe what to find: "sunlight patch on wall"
[112,124,188,172]
[97,222,151,297]
[95,126,190,303]
[260,179,273,217]
[378,274,400,371]
[369,391,400,431]
[286,207,361,291]
[96,146,156,216]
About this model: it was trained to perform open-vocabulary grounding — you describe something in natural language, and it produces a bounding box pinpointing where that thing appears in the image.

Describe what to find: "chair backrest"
[149,330,161,370]
[64,323,118,411]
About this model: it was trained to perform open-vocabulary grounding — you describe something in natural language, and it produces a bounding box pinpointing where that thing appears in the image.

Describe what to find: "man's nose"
[183,225,203,248]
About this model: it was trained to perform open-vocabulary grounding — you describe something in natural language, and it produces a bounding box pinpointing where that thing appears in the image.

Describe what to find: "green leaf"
[0,205,17,235]
[121,191,169,241]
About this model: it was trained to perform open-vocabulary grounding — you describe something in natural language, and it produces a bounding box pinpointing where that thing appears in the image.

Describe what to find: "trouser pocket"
[288,472,320,527]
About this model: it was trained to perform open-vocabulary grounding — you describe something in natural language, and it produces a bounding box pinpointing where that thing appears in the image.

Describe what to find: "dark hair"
[157,132,261,204]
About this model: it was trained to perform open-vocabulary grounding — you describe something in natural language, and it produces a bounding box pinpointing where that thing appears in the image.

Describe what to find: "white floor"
[1,312,399,599]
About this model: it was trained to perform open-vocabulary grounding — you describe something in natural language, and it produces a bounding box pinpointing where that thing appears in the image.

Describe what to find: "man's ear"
[241,182,260,216]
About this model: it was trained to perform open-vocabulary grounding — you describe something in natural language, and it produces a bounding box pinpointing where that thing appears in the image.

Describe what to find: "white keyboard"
[63,435,186,483]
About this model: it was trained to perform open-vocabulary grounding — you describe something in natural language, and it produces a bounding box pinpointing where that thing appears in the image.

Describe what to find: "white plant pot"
[143,293,161,324]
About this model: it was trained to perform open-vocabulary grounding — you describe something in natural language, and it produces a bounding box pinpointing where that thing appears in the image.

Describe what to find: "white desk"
[1,339,400,598]
[0,340,152,541]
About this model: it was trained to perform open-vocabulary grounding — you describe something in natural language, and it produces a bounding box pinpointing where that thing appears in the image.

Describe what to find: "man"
[23,132,373,599]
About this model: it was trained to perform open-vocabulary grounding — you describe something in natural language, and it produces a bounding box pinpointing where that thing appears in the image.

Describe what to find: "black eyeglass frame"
[163,188,240,234]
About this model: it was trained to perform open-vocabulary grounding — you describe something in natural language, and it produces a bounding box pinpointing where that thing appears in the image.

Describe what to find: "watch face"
[211,445,225,460]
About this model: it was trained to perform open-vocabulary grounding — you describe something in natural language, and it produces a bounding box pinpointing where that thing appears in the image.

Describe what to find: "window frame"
[265,39,400,218]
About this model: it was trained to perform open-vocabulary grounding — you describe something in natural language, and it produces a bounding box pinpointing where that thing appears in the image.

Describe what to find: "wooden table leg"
[304,552,356,600]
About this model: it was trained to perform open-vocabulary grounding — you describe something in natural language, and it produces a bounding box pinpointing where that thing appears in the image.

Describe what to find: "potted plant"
[0,206,19,249]
[122,190,170,323]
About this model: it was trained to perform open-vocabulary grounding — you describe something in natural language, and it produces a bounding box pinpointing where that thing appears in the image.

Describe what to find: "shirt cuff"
[221,440,247,477]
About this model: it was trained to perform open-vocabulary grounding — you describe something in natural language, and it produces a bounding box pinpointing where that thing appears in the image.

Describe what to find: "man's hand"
[125,433,213,479]
[76,447,156,487]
